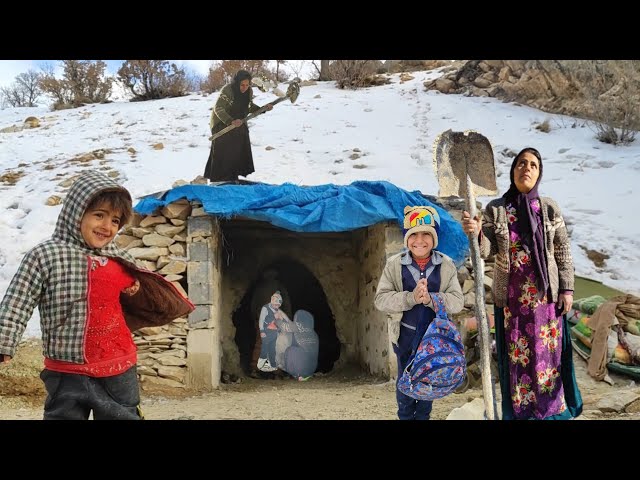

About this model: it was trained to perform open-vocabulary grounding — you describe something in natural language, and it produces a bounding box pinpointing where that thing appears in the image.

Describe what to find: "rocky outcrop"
[424,60,640,130]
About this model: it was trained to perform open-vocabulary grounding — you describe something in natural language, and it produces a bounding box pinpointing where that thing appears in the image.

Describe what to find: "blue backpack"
[397,293,466,401]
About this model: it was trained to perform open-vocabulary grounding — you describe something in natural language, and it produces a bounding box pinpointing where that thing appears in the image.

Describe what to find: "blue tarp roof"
[134,180,469,265]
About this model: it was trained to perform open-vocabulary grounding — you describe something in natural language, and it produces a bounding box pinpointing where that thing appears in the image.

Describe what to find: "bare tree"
[38,63,72,109]
[275,60,286,81]
[182,66,204,92]
[287,60,308,80]
[16,70,42,106]
[312,60,331,81]
[63,60,112,105]
[0,85,25,108]
[0,69,42,107]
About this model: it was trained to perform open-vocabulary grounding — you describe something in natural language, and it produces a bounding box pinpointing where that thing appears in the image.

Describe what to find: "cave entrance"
[233,258,340,376]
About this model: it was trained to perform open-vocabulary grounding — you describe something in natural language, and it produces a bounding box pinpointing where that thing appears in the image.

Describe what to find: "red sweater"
[45,256,138,377]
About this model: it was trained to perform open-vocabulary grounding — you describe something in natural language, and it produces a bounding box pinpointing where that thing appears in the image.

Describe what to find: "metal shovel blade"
[433,129,499,420]
[282,81,300,103]
[433,130,497,199]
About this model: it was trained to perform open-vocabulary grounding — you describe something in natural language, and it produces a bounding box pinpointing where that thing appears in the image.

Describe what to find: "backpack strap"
[430,293,449,320]
[405,263,446,355]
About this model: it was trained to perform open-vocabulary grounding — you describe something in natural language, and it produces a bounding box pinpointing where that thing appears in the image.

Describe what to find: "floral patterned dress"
[503,199,567,419]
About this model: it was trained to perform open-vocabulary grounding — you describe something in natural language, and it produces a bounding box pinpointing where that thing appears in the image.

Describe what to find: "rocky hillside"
[423,60,640,131]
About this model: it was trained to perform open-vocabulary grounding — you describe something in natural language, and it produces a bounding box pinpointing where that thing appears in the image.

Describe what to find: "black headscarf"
[503,147,549,298]
[229,70,252,120]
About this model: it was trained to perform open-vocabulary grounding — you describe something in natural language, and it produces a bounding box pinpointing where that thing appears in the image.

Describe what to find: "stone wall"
[354,223,393,376]
[116,199,193,390]
[185,208,223,390]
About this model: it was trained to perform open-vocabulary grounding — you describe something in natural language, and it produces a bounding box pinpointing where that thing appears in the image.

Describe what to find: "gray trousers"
[40,366,143,420]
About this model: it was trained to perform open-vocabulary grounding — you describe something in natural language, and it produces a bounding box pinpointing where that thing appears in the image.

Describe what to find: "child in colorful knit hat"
[375,205,463,420]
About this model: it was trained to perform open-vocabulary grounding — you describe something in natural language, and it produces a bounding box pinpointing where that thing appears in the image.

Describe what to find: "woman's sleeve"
[479,203,498,259]
[213,87,234,125]
[551,201,575,291]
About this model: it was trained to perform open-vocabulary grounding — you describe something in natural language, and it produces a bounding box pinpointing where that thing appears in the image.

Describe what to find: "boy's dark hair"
[86,189,133,226]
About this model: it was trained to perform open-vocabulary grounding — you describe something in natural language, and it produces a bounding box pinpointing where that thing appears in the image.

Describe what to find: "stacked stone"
[115,199,193,389]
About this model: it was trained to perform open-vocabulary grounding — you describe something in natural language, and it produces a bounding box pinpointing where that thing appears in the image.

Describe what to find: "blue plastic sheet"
[134,180,469,265]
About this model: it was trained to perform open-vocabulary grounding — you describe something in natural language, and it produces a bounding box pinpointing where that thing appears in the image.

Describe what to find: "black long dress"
[204,123,255,182]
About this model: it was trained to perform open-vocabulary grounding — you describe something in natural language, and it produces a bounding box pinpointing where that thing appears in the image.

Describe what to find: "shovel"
[209,80,301,142]
[433,129,498,420]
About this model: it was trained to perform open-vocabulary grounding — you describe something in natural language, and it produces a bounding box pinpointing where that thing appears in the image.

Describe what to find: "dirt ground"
[1,339,639,420]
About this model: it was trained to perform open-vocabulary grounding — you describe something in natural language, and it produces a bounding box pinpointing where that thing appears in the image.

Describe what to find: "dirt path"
[1,340,638,420]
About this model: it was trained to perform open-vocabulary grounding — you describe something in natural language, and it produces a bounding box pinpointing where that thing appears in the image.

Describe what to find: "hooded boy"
[375,205,463,420]
[0,171,194,419]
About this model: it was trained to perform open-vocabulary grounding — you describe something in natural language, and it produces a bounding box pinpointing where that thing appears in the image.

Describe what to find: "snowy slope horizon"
[1,69,639,338]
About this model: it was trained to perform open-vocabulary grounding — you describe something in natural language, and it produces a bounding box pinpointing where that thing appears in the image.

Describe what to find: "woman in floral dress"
[461,147,582,420]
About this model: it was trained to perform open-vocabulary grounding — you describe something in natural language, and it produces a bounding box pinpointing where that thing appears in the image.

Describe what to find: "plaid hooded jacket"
[0,171,194,362]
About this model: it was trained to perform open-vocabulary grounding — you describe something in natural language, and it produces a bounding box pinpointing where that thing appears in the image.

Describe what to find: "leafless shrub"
[553,116,583,130]
[117,60,188,101]
[330,60,378,89]
[535,119,551,133]
[287,60,309,80]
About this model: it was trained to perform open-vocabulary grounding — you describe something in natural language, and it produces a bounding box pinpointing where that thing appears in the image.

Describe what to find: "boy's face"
[80,202,122,249]
[270,295,282,309]
[407,231,434,259]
